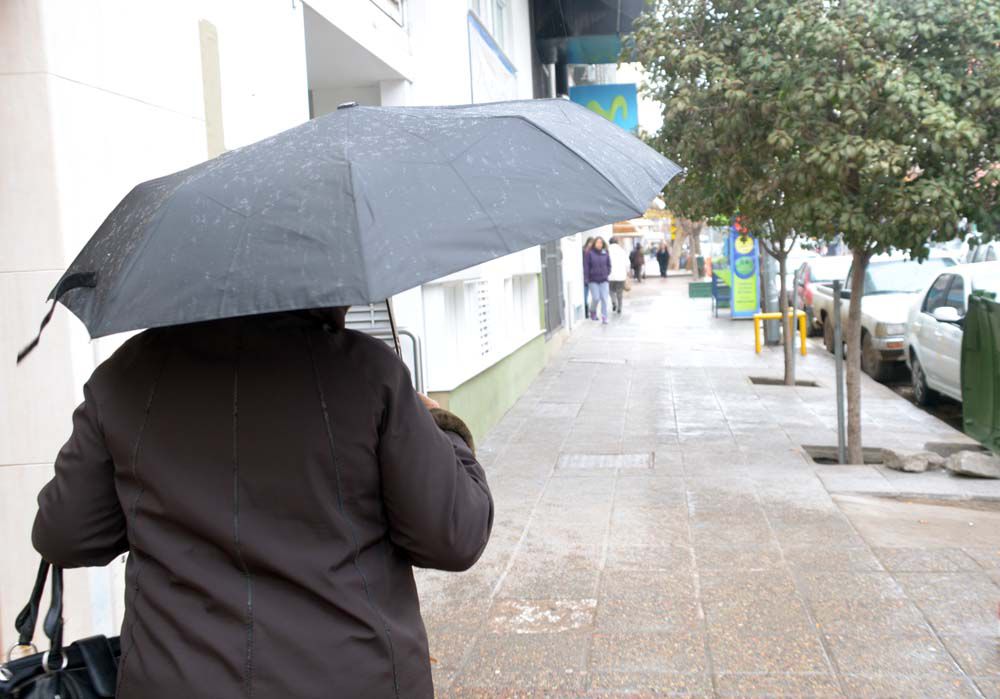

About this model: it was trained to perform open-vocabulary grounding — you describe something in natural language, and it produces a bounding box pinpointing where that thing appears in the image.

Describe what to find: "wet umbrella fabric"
[43,99,680,341]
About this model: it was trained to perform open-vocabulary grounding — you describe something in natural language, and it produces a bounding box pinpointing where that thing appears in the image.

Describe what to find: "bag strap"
[13,560,50,647]
[42,566,64,655]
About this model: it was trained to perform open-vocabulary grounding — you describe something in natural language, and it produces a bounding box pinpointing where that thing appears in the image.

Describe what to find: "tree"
[632,0,1000,462]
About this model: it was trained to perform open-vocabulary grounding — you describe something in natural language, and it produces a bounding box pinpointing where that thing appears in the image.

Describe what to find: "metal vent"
[556,453,653,470]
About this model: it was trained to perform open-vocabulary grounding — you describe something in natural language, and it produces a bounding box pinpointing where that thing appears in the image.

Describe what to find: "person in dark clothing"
[630,243,645,283]
[584,237,612,323]
[32,309,493,699]
[656,242,670,278]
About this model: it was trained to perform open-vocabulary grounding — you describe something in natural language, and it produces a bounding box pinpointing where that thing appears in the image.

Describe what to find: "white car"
[905,261,1000,404]
[814,254,957,381]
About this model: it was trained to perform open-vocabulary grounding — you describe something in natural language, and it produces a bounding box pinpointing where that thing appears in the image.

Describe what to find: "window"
[923,274,952,313]
[945,276,966,315]
[469,0,510,53]
[987,245,998,262]
[865,258,955,295]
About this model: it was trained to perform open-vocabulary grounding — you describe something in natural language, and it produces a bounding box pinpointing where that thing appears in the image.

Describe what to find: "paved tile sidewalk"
[417,278,1000,698]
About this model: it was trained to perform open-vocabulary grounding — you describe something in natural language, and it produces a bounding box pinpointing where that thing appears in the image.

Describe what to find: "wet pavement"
[416,277,1000,698]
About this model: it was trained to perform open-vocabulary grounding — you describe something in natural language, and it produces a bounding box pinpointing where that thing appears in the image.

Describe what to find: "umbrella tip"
[337,101,359,110]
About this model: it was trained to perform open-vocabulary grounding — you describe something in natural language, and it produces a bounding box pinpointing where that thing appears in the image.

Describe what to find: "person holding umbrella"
[11,100,679,699]
[31,306,493,698]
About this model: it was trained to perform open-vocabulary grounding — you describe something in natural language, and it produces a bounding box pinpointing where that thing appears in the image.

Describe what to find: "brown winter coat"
[32,314,493,699]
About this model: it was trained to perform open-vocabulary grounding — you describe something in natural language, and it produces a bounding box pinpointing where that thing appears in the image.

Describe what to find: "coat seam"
[232,329,255,698]
[116,345,171,697]
[305,330,401,698]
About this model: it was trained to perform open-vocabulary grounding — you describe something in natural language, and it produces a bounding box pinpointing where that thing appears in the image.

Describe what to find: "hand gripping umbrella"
[18,99,680,361]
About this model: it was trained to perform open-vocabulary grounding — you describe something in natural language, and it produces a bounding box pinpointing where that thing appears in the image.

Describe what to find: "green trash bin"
[961,293,1000,453]
[696,255,705,278]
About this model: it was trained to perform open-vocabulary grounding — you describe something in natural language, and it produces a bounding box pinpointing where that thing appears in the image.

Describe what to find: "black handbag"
[0,561,120,698]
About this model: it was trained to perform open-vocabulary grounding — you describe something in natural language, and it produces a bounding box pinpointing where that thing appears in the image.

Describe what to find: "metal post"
[789,265,800,379]
[832,280,847,464]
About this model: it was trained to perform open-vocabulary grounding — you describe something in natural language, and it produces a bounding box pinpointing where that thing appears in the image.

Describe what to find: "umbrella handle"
[385,298,402,358]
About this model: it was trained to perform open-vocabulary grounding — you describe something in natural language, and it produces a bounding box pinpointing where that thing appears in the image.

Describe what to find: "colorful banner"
[728,227,760,318]
[568,83,639,132]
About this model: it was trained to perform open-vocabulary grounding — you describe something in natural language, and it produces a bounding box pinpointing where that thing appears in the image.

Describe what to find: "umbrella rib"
[503,114,639,212]
[345,112,374,303]
[447,160,513,254]
[92,189,180,332]
[218,185,266,317]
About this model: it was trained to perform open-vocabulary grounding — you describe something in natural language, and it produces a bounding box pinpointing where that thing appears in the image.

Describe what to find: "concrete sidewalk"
[416,278,1000,698]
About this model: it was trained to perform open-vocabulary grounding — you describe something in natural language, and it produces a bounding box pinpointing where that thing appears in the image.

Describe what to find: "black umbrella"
[19,99,679,361]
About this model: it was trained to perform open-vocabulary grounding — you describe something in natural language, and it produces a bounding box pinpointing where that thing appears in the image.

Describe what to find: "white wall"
[0,0,308,649]
[400,0,545,391]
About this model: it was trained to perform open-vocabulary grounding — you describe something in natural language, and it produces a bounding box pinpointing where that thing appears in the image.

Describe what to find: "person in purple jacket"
[585,236,612,323]
[582,236,594,313]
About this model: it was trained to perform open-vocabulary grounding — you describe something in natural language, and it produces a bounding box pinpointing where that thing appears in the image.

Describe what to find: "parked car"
[793,256,853,335]
[813,254,957,381]
[966,241,1000,263]
[905,261,1000,405]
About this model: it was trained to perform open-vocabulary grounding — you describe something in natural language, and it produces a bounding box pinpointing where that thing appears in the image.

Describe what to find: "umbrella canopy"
[48,98,680,339]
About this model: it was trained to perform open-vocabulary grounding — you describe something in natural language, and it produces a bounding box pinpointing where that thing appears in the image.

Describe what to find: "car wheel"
[911,355,937,406]
[823,316,835,353]
[861,332,891,382]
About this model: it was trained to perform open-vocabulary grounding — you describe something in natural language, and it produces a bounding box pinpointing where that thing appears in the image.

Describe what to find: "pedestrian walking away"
[656,241,670,278]
[608,236,629,314]
[585,237,612,323]
[582,236,594,314]
[630,242,645,283]
[30,309,494,699]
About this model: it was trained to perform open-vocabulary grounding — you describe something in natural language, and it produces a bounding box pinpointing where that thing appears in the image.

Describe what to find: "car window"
[945,276,966,314]
[807,257,852,283]
[865,258,955,294]
[924,274,952,313]
[986,246,997,262]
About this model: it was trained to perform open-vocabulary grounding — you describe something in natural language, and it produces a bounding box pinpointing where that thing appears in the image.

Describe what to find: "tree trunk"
[689,222,703,279]
[777,253,795,386]
[845,249,869,464]
[669,234,684,270]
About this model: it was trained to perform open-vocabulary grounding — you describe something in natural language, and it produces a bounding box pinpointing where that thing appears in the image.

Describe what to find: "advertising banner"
[728,227,760,318]
[568,83,639,132]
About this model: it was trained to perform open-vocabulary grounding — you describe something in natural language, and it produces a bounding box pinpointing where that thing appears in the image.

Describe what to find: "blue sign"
[727,227,760,318]
[568,83,639,132]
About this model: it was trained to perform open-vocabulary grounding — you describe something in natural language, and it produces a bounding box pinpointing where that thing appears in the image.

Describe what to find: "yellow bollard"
[754,309,807,356]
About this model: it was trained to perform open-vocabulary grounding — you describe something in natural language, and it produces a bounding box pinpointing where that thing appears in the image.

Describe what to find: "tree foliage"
[634,0,1000,246]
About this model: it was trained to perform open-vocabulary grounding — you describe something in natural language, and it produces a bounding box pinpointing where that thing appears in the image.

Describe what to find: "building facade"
[1,0,585,650]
